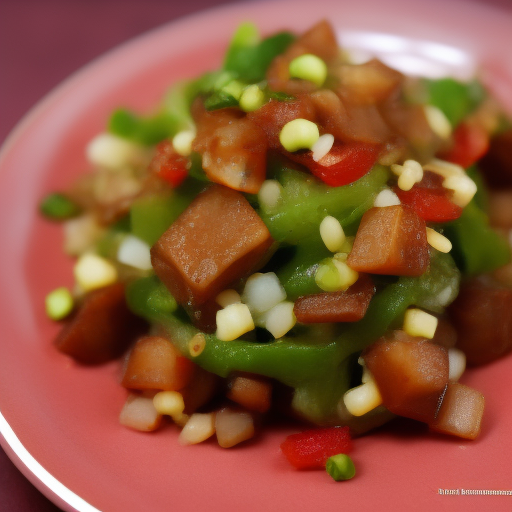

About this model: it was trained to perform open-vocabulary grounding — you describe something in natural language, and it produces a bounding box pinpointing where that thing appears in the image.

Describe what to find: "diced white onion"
[117,235,152,270]
[373,189,401,207]
[262,301,296,339]
[448,348,466,382]
[242,273,286,315]
[86,133,147,169]
[311,133,335,162]
[258,180,282,210]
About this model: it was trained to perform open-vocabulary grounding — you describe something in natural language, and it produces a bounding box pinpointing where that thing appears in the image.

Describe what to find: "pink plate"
[1,0,511,511]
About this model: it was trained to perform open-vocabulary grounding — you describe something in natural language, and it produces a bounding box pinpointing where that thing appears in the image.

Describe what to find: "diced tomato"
[149,140,189,188]
[438,122,489,169]
[288,141,379,187]
[394,171,462,222]
[280,426,352,470]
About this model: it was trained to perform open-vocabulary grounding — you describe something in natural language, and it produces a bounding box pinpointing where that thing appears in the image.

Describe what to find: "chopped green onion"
[39,193,81,221]
[45,287,74,320]
[325,453,356,481]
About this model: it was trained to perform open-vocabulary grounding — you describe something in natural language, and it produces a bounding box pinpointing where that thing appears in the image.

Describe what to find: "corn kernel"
[73,253,118,292]
[320,216,346,253]
[343,380,383,416]
[216,303,254,341]
[289,54,328,87]
[153,391,185,419]
[221,79,244,100]
[426,227,452,253]
[403,308,438,339]
[279,119,319,152]
[215,289,241,308]
[262,301,296,338]
[424,105,452,139]
[179,413,216,445]
[172,130,196,157]
[242,272,286,315]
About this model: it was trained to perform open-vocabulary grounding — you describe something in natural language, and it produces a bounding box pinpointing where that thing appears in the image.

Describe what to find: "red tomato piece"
[149,140,189,188]
[280,426,352,469]
[288,141,379,187]
[438,122,489,169]
[394,171,462,222]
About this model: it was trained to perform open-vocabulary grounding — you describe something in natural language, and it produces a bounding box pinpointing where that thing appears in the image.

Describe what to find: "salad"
[40,20,512,480]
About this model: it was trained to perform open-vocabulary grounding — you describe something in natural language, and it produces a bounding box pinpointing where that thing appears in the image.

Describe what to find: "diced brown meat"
[192,104,268,194]
[185,298,221,334]
[431,318,457,349]
[182,366,220,415]
[429,382,485,440]
[266,20,339,94]
[347,205,429,276]
[227,373,272,413]
[334,59,403,105]
[247,95,316,149]
[54,283,146,364]
[121,336,195,391]
[478,129,512,188]
[380,99,441,162]
[293,274,375,323]
[448,277,512,365]
[310,89,391,145]
[151,184,274,307]
[363,330,449,424]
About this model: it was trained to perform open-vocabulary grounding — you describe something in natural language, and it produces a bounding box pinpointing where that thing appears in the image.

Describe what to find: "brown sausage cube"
[293,274,375,323]
[54,283,146,364]
[227,373,272,413]
[430,383,485,440]
[151,185,273,306]
[347,205,429,276]
[121,336,195,391]
[363,330,449,423]
[448,278,512,365]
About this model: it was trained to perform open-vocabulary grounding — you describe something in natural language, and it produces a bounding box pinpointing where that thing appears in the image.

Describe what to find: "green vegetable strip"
[444,200,511,275]
[224,23,296,83]
[39,192,81,220]
[260,165,390,243]
[126,257,451,424]
[423,77,486,127]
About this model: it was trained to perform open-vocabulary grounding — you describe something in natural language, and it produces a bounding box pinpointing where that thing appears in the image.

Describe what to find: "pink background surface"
[1,0,511,511]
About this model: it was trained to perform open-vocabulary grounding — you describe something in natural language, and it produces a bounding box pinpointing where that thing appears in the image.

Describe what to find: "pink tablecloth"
[0,0,511,510]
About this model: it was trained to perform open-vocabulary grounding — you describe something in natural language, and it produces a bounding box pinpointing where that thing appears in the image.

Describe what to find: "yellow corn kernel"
[403,308,438,339]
